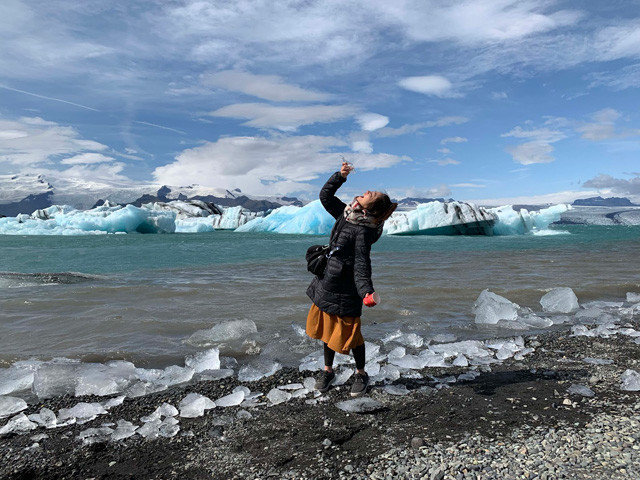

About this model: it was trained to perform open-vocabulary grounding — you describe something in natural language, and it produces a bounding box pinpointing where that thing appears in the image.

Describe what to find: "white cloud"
[351,140,373,154]
[492,91,508,99]
[440,136,468,145]
[60,153,115,165]
[153,135,407,195]
[467,189,603,206]
[451,183,485,188]
[593,23,640,61]
[576,108,640,141]
[356,113,389,132]
[377,117,468,138]
[209,103,356,131]
[0,116,107,166]
[388,185,452,200]
[502,125,566,165]
[583,174,640,196]
[428,158,460,166]
[398,75,455,97]
[201,71,331,102]
[588,63,640,91]
[437,148,451,154]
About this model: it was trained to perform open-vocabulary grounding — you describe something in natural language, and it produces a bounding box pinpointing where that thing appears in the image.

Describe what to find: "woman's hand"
[340,161,352,178]
[363,292,378,307]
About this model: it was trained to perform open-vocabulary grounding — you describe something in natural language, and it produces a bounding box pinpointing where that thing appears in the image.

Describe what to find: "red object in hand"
[363,292,379,307]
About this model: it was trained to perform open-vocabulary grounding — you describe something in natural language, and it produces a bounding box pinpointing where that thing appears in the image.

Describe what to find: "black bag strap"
[327,216,346,257]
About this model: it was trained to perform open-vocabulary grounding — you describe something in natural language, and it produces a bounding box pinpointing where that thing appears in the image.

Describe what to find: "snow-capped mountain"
[0,173,303,216]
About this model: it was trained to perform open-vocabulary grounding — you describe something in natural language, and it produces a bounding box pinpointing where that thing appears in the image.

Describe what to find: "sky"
[1,0,639,205]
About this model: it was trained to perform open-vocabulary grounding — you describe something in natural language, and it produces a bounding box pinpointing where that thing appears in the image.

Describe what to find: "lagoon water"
[1,226,639,370]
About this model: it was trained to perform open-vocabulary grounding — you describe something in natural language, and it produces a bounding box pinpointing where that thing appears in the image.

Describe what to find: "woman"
[306,162,397,397]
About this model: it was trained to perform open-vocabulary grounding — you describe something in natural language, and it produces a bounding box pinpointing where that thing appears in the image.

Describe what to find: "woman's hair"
[368,193,398,224]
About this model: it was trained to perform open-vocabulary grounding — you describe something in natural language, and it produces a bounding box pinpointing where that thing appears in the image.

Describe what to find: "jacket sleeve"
[319,172,347,219]
[354,229,374,298]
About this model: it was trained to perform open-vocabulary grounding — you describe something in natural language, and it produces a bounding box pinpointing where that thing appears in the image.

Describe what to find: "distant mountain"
[0,173,303,216]
[394,197,453,210]
[572,196,639,207]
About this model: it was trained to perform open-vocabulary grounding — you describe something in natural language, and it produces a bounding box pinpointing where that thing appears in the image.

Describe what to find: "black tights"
[324,342,366,370]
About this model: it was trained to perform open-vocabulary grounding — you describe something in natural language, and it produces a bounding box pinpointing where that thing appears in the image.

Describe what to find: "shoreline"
[2,322,640,479]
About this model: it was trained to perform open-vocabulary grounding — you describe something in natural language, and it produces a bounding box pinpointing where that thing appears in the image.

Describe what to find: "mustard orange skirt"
[305,303,364,354]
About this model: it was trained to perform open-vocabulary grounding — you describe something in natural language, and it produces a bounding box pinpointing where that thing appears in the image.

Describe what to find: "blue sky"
[1,0,639,204]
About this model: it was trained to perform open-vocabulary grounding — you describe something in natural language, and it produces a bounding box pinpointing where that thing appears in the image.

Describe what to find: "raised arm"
[319,171,347,219]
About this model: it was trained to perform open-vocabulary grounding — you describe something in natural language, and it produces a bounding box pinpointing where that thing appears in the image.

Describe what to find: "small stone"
[323,438,332,447]
[411,437,424,448]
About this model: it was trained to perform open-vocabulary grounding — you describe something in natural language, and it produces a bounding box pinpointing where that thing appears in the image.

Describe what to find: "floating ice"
[111,420,138,441]
[266,388,292,405]
[335,398,384,413]
[236,201,335,235]
[215,391,245,407]
[0,413,38,436]
[28,408,57,429]
[385,201,496,235]
[187,320,258,346]
[473,290,519,324]
[488,204,570,235]
[0,396,27,418]
[383,384,411,396]
[179,393,215,418]
[518,313,554,328]
[58,402,108,424]
[620,370,640,391]
[431,334,458,343]
[77,427,114,445]
[540,288,579,313]
[567,384,595,397]
[185,348,221,373]
[237,361,282,382]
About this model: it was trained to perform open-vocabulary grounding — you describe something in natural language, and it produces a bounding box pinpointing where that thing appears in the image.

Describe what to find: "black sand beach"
[2,323,640,480]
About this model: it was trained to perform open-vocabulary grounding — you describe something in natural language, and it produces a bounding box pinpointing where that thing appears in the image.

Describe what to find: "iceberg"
[385,201,496,236]
[235,201,335,234]
[185,348,221,373]
[489,204,570,235]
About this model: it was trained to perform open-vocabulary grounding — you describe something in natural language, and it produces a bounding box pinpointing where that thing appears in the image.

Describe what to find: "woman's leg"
[323,342,335,372]
[352,343,366,374]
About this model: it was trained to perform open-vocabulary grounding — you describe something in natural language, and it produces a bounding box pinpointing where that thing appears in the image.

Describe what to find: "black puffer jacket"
[306,172,382,317]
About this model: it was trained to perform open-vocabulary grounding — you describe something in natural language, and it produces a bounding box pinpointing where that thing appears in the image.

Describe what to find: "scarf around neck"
[344,199,378,228]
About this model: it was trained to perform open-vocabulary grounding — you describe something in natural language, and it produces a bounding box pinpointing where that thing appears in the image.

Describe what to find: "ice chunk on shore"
[75,361,137,397]
[58,402,107,424]
[540,288,579,313]
[137,420,162,439]
[77,427,114,445]
[620,370,640,391]
[430,340,491,360]
[473,290,519,324]
[111,420,138,441]
[333,369,353,386]
[32,361,80,398]
[0,413,38,435]
[215,391,245,407]
[567,384,595,397]
[0,367,35,395]
[238,361,282,382]
[382,330,424,348]
[336,398,384,413]
[626,292,640,303]
[384,384,410,396]
[583,357,614,365]
[28,408,57,429]
[266,388,292,405]
[156,366,194,387]
[185,348,221,373]
[179,393,215,418]
[0,396,27,418]
[187,320,258,346]
[159,417,180,438]
[452,355,469,367]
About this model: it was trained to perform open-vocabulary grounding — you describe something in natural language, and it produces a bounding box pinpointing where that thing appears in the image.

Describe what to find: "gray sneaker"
[350,372,369,397]
[315,370,335,392]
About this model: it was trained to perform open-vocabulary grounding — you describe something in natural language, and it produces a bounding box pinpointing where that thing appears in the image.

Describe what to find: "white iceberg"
[236,201,335,235]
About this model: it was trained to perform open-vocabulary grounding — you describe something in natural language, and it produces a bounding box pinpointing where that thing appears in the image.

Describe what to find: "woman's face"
[356,190,384,210]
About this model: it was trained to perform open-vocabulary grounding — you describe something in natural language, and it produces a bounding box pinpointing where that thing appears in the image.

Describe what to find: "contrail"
[134,120,186,135]
[0,84,100,112]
